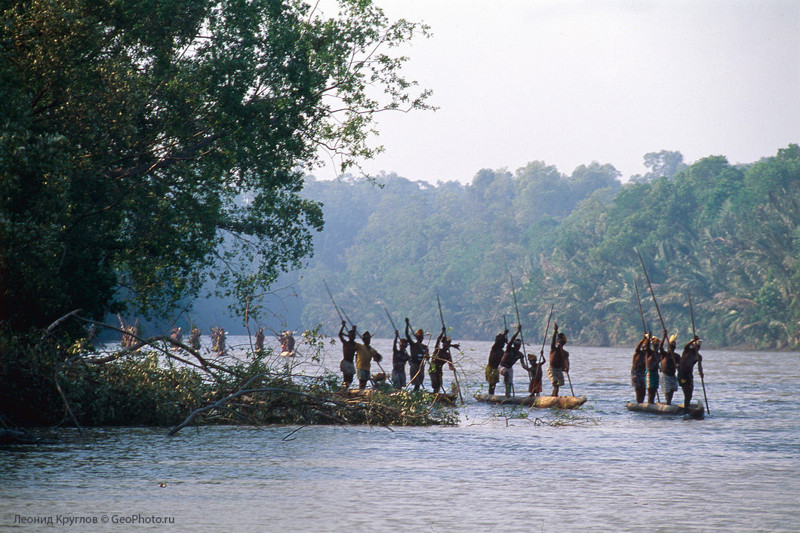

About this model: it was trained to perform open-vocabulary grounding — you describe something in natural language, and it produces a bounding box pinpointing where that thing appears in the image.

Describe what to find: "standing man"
[547,323,569,397]
[485,328,509,395]
[499,325,524,397]
[254,327,265,352]
[429,327,455,394]
[678,336,703,408]
[354,331,383,390]
[631,333,648,403]
[189,326,202,351]
[392,329,410,389]
[659,331,680,405]
[338,320,357,389]
[646,334,660,403]
[170,327,182,351]
[406,318,428,392]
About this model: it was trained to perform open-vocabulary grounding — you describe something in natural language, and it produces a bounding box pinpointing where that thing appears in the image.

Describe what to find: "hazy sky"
[316,0,800,184]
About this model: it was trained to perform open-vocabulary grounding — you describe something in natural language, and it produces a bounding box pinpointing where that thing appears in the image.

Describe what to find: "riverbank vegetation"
[292,146,800,349]
[0,321,457,431]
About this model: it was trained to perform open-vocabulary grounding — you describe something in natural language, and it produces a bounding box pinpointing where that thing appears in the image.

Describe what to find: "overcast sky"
[315,0,800,184]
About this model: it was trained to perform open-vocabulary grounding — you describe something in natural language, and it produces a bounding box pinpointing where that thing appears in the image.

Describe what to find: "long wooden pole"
[636,249,667,333]
[634,279,647,334]
[509,274,532,398]
[325,280,387,380]
[384,307,398,333]
[636,251,666,403]
[689,294,710,414]
[509,274,528,361]
[323,279,346,324]
[436,294,463,404]
[540,303,555,361]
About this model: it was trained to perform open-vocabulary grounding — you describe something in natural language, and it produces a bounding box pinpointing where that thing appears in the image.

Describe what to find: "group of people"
[331,315,707,409]
[210,327,226,356]
[630,329,703,407]
[484,323,570,398]
[336,318,461,393]
[253,327,294,354]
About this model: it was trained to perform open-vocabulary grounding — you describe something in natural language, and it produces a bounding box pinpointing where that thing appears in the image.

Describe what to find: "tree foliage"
[292,146,800,349]
[0,0,431,329]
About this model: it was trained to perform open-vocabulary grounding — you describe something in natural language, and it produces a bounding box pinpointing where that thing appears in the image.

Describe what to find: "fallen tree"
[0,312,457,435]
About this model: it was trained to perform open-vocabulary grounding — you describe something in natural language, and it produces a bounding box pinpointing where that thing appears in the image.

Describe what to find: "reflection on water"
[2,339,799,532]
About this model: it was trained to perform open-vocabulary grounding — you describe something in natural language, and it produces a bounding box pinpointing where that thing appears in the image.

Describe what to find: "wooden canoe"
[625,401,705,419]
[473,393,587,409]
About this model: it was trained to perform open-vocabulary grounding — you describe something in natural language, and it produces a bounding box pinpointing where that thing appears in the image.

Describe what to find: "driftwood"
[41,308,82,341]
[167,374,457,436]
[167,385,351,436]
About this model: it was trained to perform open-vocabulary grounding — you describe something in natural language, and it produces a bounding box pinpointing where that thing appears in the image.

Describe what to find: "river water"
[2,336,799,532]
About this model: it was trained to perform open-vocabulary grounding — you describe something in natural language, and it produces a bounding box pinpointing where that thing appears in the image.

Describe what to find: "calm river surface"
[2,336,799,532]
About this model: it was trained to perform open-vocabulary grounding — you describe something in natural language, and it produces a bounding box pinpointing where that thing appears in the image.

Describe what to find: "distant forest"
[196,146,799,350]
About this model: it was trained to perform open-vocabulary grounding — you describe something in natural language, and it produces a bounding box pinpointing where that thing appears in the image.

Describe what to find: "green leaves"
[295,146,800,348]
[1,0,431,329]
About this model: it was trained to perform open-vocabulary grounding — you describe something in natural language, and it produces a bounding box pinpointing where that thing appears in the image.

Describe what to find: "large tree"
[0,0,431,329]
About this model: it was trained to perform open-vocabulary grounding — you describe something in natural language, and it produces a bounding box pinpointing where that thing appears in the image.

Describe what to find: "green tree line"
[295,146,800,349]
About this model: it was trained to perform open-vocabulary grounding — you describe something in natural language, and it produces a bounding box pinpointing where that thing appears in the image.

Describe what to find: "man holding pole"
[678,336,703,409]
[646,334,661,403]
[429,327,456,394]
[392,329,410,389]
[354,331,383,390]
[660,331,680,405]
[547,323,569,397]
[499,325,524,397]
[405,318,428,392]
[338,320,358,389]
[631,333,648,403]
[485,328,509,395]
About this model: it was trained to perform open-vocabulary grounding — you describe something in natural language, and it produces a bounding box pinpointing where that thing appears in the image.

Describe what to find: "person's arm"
[405,318,413,344]
[637,334,648,352]
[564,351,570,372]
[551,323,558,351]
[436,328,445,349]
[393,330,399,352]
[339,321,346,343]
[508,325,521,348]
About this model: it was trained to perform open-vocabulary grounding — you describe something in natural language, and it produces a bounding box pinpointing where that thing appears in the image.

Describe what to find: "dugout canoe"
[625,401,705,419]
[473,393,587,409]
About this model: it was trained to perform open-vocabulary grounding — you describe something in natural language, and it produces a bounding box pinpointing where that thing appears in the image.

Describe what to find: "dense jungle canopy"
[289,146,800,350]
